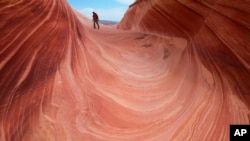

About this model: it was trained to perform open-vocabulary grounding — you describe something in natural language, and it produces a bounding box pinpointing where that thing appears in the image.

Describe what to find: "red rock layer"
[118,0,250,103]
[119,0,250,116]
[0,0,249,141]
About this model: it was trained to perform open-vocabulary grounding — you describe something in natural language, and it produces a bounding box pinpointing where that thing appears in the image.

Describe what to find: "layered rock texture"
[0,0,249,141]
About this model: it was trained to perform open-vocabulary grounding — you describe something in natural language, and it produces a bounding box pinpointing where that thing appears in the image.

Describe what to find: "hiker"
[92,12,100,29]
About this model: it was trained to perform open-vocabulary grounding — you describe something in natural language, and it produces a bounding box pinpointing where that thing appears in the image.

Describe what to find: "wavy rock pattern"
[0,0,249,141]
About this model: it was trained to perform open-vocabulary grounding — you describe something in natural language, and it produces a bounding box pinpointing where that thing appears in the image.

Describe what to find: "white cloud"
[79,7,127,22]
[116,0,135,5]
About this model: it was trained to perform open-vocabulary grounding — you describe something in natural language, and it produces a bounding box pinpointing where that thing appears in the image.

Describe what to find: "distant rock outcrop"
[99,20,118,25]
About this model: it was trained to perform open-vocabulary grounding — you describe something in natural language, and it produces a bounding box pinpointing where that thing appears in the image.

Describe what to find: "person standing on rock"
[92,11,100,29]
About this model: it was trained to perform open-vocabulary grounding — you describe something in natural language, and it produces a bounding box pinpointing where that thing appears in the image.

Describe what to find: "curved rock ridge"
[119,0,250,120]
[0,0,249,141]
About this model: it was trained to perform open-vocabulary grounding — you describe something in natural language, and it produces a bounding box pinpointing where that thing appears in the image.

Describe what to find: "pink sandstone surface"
[0,0,249,141]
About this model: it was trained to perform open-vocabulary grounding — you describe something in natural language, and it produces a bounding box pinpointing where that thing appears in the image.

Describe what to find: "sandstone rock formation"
[0,0,249,141]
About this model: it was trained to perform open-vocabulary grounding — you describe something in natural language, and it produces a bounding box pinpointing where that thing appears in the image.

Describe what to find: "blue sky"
[67,0,135,22]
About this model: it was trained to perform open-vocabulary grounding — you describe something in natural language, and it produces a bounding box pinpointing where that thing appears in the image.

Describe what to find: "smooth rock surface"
[0,0,249,141]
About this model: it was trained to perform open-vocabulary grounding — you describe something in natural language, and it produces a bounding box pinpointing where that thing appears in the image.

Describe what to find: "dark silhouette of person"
[92,12,100,29]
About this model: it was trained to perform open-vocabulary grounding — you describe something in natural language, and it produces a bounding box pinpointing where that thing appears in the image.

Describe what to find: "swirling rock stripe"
[0,0,249,141]
[0,0,84,140]
[118,0,250,140]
